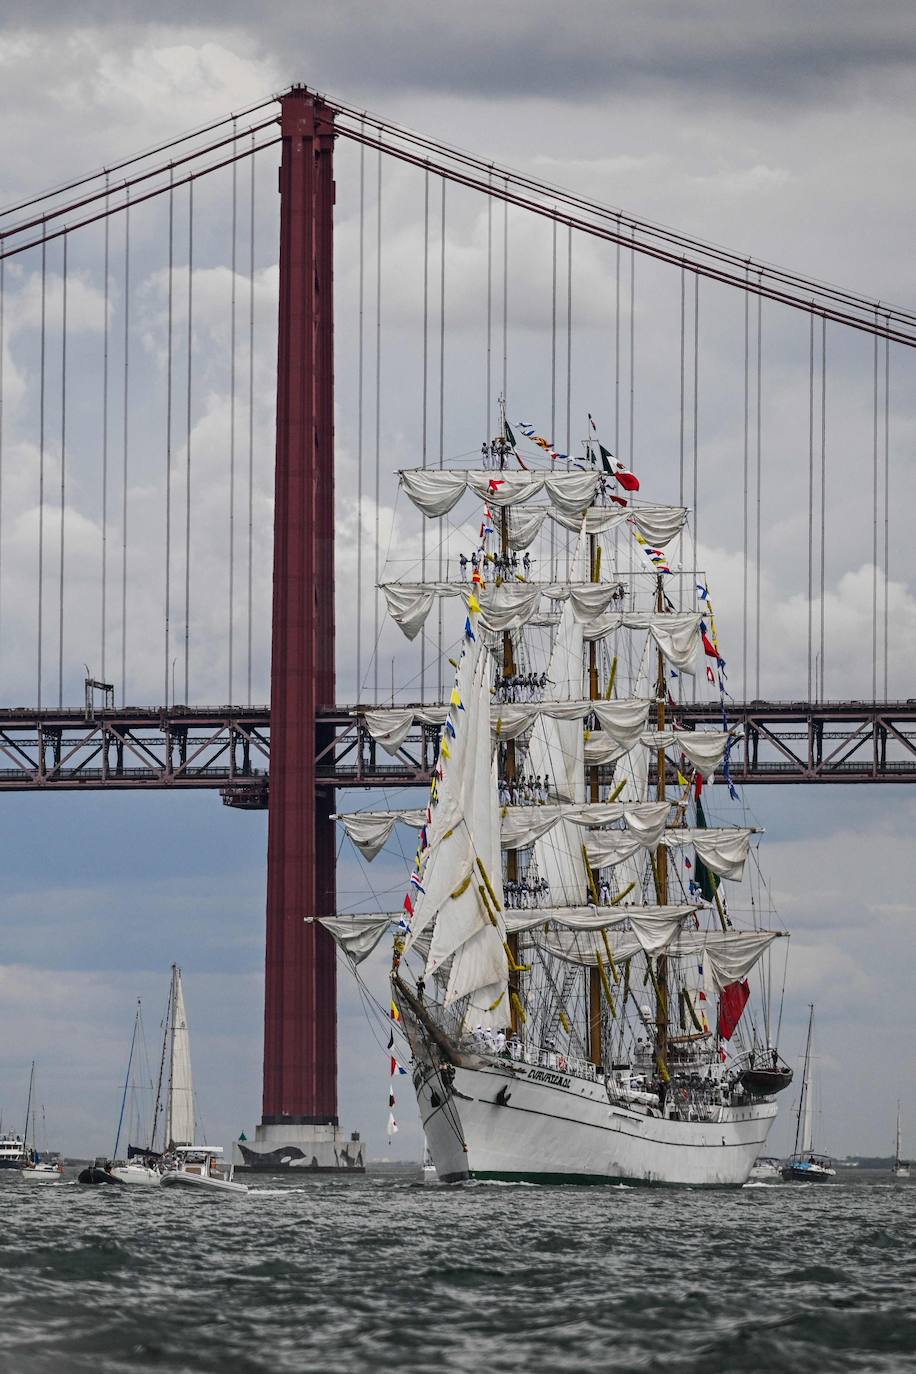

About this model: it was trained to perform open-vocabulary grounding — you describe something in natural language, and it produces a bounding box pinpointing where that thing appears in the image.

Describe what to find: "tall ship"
[324,407,792,1185]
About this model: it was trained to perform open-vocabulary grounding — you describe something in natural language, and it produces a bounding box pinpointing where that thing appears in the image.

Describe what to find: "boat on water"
[782,1005,835,1183]
[748,1156,782,1181]
[422,1142,437,1182]
[18,1064,64,1183]
[320,406,792,1187]
[893,1103,910,1179]
[160,1145,247,1194]
[0,1133,29,1171]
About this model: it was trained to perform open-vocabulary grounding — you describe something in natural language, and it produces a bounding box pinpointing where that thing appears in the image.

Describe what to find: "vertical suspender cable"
[420,166,429,702]
[614,221,621,458]
[184,180,193,703]
[883,327,890,696]
[101,179,109,683]
[692,272,699,603]
[550,220,557,579]
[485,169,492,436]
[501,183,508,401]
[164,171,174,707]
[871,314,878,702]
[247,133,255,705]
[229,123,238,703]
[437,177,446,700]
[121,193,130,706]
[742,272,749,699]
[629,227,636,470]
[38,227,46,708]
[819,317,827,700]
[566,225,573,578]
[755,284,762,700]
[356,130,365,700]
[57,234,67,707]
[373,144,382,704]
[679,265,686,619]
[0,252,4,662]
[807,310,814,703]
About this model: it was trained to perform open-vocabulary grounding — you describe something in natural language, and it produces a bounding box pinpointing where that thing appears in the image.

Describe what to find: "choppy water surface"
[1,1170,914,1373]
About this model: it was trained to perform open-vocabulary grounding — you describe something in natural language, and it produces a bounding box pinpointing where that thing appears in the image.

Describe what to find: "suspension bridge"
[1,85,913,1165]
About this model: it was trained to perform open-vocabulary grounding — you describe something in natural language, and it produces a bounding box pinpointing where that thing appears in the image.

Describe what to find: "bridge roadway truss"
[2,700,916,802]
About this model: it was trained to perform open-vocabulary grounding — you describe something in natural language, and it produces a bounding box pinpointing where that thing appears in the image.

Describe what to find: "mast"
[150,971,173,1152]
[113,1001,141,1160]
[587,527,602,1066]
[794,1002,815,1156]
[497,397,521,1036]
[654,575,670,1091]
[22,1060,35,1156]
[896,1102,901,1167]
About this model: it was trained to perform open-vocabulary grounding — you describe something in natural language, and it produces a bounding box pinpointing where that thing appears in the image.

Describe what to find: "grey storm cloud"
[5,1,916,106]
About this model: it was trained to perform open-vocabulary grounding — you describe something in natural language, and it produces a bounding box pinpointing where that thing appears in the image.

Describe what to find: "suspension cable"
[247,132,255,707]
[101,179,109,683]
[485,170,492,438]
[184,179,193,704]
[420,164,429,703]
[229,123,238,704]
[0,96,282,219]
[0,251,4,663]
[807,311,814,704]
[58,234,67,707]
[550,219,557,579]
[373,142,382,704]
[356,130,365,700]
[437,177,446,700]
[872,315,879,703]
[501,184,508,399]
[164,172,174,708]
[121,194,130,706]
[629,227,636,469]
[755,286,763,700]
[742,269,749,699]
[883,328,890,697]
[819,317,827,700]
[38,226,46,708]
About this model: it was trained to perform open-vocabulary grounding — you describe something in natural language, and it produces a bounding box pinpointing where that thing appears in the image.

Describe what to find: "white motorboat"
[160,1146,248,1195]
[110,1160,161,1186]
[748,1156,782,1181]
[0,1134,29,1171]
[20,1159,64,1183]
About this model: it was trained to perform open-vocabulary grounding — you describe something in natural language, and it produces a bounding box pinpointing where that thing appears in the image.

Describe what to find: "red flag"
[613,467,640,492]
[717,980,750,1040]
[610,494,629,507]
[701,632,718,658]
[694,771,704,801]
[403,892,414,916]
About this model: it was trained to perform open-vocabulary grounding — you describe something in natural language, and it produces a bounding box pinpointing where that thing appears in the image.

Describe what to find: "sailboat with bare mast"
[894,1104,910,1179]
[323,403,791,1185]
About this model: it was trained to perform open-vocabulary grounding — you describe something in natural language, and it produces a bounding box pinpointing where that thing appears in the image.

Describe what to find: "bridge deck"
[0,700,915,802]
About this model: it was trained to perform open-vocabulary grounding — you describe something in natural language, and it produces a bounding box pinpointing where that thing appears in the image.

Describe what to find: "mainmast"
[497,399,521,1036]
[587,528,602,1066]
[654,574,670,1094]
[794,1002,815,1156]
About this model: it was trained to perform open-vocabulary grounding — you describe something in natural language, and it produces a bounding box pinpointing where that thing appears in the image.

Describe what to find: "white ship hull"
[413,1045,776,1187]
[111,1163,161,1187]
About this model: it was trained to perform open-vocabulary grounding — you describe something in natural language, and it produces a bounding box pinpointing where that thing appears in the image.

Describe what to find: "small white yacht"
[748,1156,782,1181]
[160,1145,248,1195]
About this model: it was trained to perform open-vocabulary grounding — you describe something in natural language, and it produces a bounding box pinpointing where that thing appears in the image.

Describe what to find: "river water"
[1,1169,913,1373]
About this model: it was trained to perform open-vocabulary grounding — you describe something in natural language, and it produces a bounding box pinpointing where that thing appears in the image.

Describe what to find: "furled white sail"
[403,633,508,1024]
[542,926,782,989]
[333,809,428,860]
[525,526,589,904]
[398,471,688,548]
[582,611,702,672]
[165,966,195,1150]
[360,698,651,755]
[316,915,394,964]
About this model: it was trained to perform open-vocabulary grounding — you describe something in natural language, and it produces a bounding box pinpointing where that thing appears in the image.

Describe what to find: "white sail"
[403,630,508,1025]
[525,525,589,904]
[801,1049,815,1154]
[165,966,195,1150]
[315,915,394,964]
[540,926,782,989]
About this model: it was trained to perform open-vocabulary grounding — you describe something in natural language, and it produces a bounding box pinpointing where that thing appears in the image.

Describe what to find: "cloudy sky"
[1,2,915,1161]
